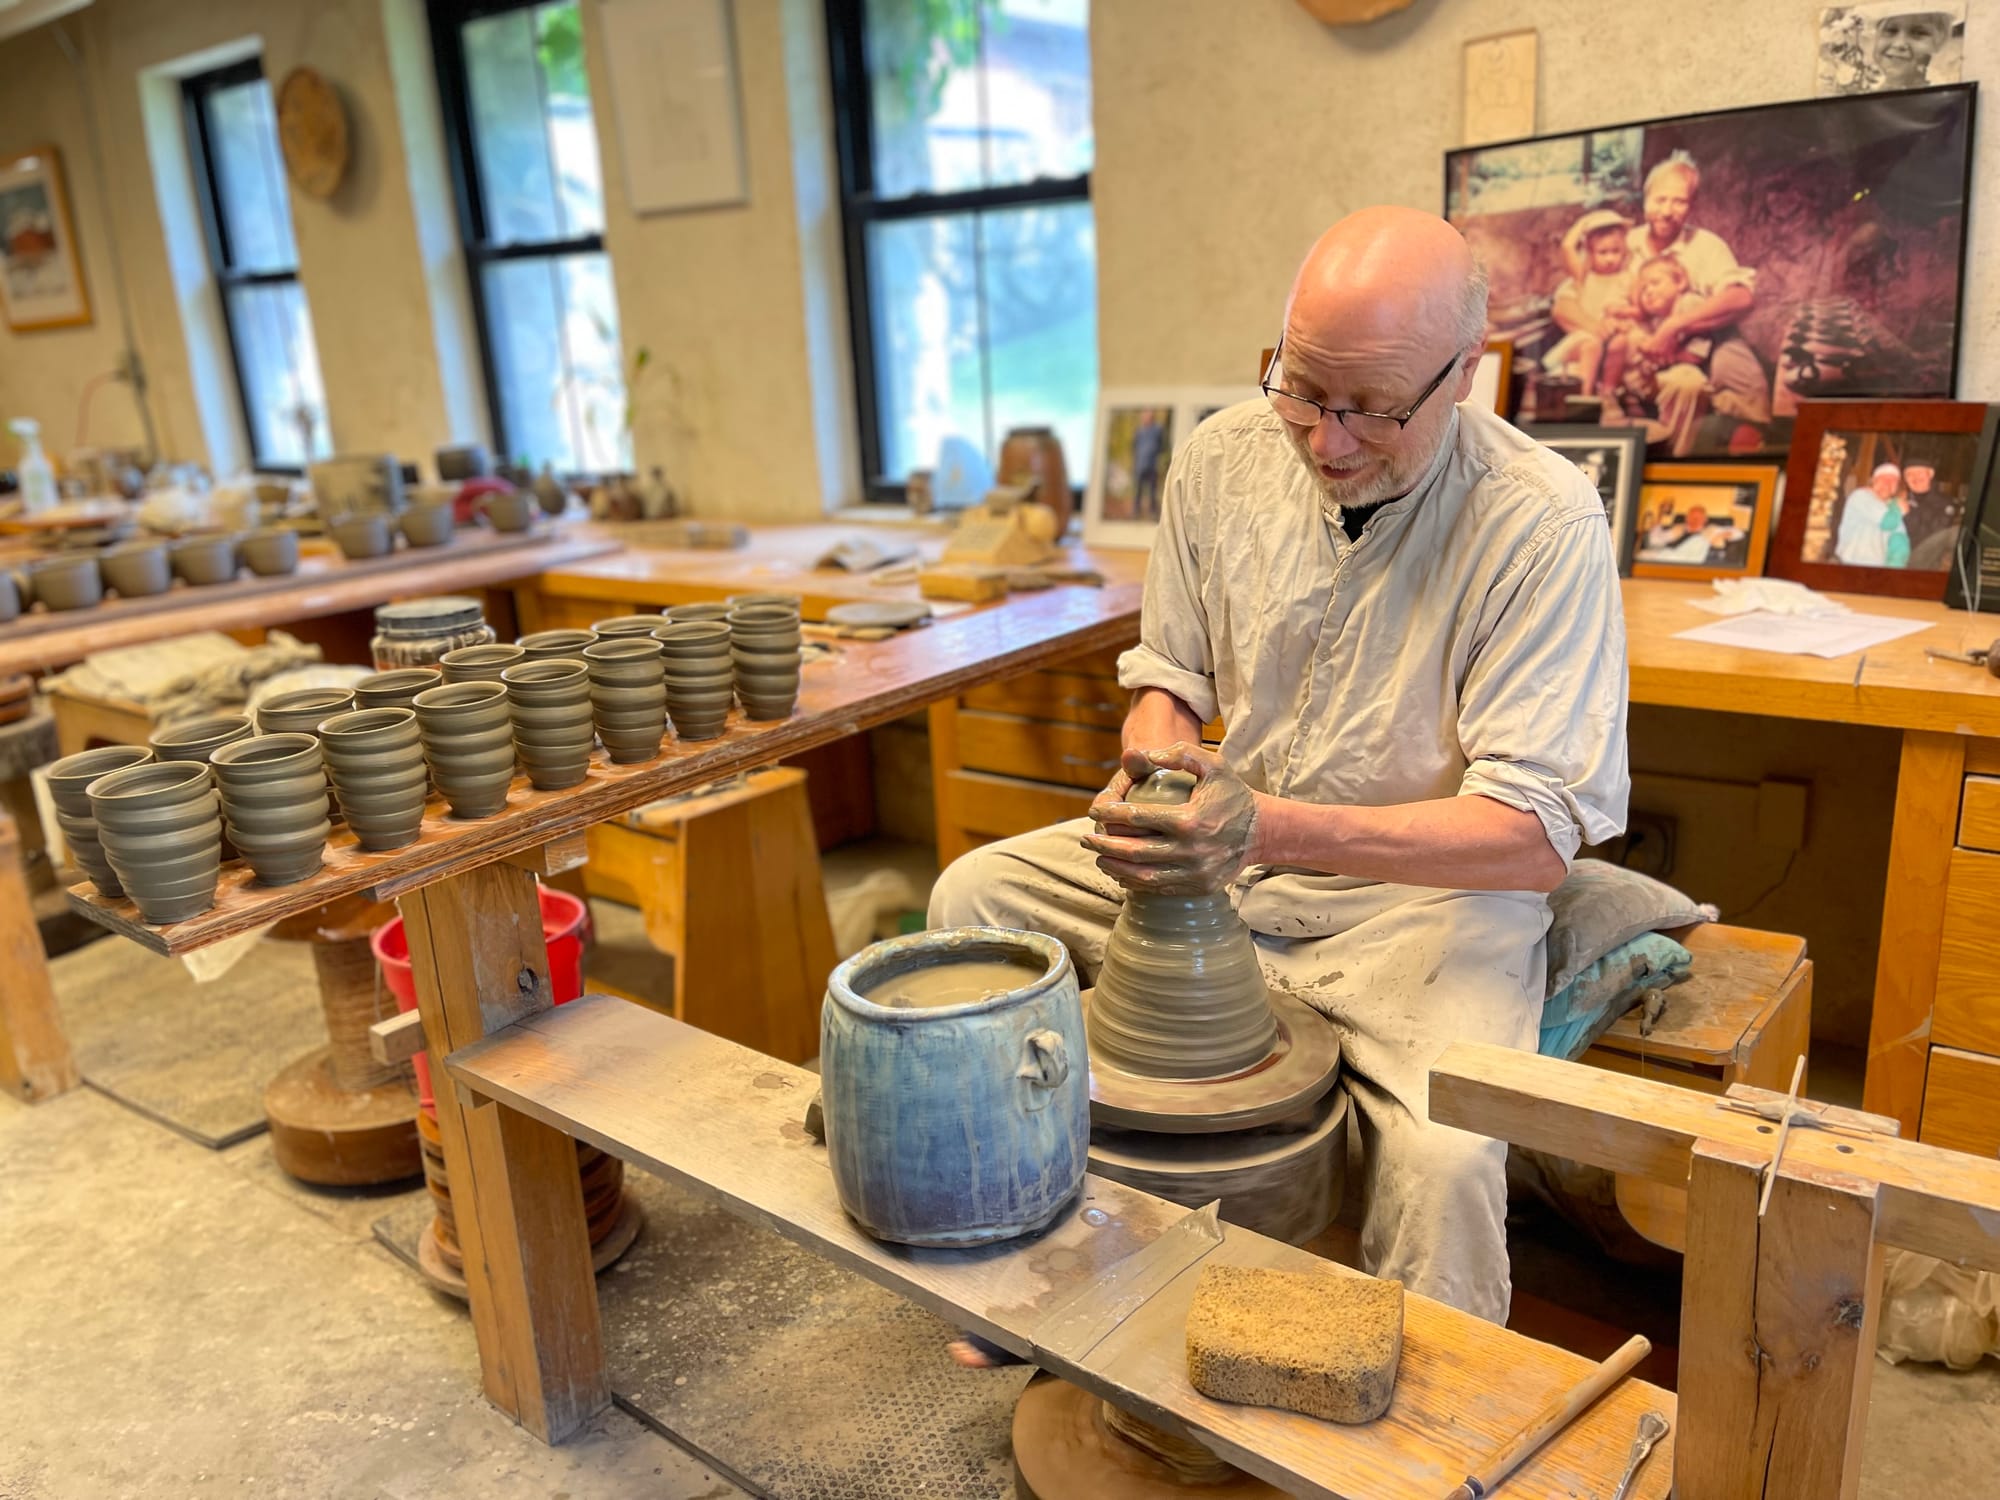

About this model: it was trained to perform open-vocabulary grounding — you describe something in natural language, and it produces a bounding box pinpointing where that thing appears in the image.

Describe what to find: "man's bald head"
[1286,207,1489,360]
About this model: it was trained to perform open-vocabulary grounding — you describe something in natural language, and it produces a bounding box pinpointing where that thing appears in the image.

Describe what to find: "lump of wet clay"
[1184,1263,1403,1424]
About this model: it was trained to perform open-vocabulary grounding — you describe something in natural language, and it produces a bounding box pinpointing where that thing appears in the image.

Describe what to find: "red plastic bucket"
[372,884,588,1113]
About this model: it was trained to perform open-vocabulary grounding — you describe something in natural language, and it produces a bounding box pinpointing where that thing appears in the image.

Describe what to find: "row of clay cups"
[24,530,301,612]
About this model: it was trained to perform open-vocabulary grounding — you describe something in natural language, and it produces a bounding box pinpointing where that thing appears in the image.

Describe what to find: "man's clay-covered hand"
[1083,742,1262,894]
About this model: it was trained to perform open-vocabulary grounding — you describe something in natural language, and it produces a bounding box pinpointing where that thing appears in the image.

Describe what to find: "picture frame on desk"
[1630,461,1779,581]
[1083,386,1258,550]
[1770,398,1990,601]
[1532,425,1646,574]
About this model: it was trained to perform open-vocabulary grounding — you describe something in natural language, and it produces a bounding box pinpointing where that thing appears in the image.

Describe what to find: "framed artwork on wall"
[0,145,90,333]
[1533,425,1647,574]
[1630,462,1779,580]
[1083,387,1257,549]
[1770,398,1990,601]
[1444,84,1975,461]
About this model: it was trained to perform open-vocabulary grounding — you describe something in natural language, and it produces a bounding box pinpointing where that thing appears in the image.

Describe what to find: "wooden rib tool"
[1442,1334,1652,1499]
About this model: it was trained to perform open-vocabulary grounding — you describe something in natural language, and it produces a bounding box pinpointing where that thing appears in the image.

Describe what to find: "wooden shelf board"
[445,994,1673,1500]
[65,586,1143,955]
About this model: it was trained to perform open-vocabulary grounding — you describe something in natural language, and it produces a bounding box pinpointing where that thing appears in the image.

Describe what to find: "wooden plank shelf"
[65,585,1145,955]
[0,528,616,676]
[446,994,1674,1500]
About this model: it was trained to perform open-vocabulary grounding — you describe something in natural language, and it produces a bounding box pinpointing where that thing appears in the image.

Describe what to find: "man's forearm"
[1249,792,1567,893]
[1124,686,1202,755]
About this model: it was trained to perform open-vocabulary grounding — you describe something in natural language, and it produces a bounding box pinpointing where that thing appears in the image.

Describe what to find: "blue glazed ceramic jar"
[821,926,1090,1247]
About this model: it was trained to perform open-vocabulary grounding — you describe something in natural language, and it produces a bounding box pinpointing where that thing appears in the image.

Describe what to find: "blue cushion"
[1538,931,1693,1061]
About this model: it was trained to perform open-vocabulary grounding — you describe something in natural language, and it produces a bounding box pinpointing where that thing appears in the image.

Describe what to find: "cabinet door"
[1934,850,2000,1055]
[1919,1047,2000,1157]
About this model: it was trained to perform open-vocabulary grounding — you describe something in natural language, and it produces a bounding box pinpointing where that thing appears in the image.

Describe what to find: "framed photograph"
[0,145,90,332]
[1444,85,1974,461]
[1469,339,1514,418]
[1534,425,1647,573]
[1818,5,1964,96]
[1771,398,1989,600]
[1630,462,1779,580]
[1084,391,1181,548]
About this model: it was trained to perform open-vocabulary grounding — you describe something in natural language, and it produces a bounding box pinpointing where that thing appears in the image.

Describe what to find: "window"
[828,0,1096,500]
[431,0,629,475]
[183,58,330,471]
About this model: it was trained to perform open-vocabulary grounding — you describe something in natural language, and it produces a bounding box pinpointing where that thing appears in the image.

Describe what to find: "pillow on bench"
[1538,860,1714,1062]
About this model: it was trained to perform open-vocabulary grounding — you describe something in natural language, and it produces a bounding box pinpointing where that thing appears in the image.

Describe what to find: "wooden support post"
[398,859,607,1441]
[0,811,78,1101]
[1677,1141,1885,1500]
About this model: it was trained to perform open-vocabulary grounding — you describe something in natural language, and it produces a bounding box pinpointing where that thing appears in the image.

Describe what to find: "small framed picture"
[1534,425,1647,574]
[1469,339,1514,419]
[1084,391,1180,548]
[1769,399,1989,601]
[1630,462,1779,580]
[0,145,91,332]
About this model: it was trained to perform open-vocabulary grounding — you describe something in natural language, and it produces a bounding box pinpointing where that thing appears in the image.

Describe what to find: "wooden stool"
[264,894,422,1185]
[1581,922,1814,1250]
[48,688,153,757]
[583,767,837,1064]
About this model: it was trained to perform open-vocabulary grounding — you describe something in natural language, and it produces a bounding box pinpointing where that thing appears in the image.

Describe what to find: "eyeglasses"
[1261,336,1465,443]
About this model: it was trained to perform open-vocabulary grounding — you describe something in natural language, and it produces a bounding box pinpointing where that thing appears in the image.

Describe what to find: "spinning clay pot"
[414,682,516,818]
[330,514,393,560]
[240,528,301,576]
[101,542,171,598]
[820,927,1089,1246]
[583,637,667,764]
[399,503,455,548]
[501,659,594,790]
[168,535,238,586]
[318,708,427,850]
[439,642,526,684]
[29,554,102,611]
[209,734,331,885]
[86,760,223,924]
[47,745,154,897]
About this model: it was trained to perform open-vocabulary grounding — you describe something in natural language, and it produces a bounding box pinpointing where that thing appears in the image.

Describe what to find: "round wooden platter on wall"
[1295,0,1417,23]
[276,66,349,200]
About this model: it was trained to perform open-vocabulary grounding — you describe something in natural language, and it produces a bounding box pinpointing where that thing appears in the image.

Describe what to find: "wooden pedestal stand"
[1431,1042,2000,1500]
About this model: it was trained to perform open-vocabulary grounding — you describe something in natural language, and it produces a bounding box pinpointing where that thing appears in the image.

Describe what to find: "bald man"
[930,207,1629,1323]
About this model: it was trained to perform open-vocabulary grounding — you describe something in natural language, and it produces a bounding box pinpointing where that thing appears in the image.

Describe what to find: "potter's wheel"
[1082,985,1343,1133]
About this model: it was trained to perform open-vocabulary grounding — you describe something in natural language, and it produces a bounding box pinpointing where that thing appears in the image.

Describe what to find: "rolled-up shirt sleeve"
[1455,511,1630,866]
[1117,440,1221,723]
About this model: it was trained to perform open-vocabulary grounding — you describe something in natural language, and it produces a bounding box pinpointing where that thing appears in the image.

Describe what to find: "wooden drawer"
[940,769,1095,845]
[1919,1047,2000,1157]
[1960,776,2000,853]
[1934,849,2000,1055]
[957,710,1123,789]
[962,671,1130,729]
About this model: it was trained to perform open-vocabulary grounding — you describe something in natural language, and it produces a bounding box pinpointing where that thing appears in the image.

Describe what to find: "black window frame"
[182,56,313,474]
[428,0,611,476]
[824,0,1092,503]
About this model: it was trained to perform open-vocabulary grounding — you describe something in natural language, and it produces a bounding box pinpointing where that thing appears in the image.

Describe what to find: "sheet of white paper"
[1673,610,1932,659]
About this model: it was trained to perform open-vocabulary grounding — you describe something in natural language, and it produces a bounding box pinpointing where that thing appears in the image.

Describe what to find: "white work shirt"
[1118,401,1630,887]
[1625,223,1756,297]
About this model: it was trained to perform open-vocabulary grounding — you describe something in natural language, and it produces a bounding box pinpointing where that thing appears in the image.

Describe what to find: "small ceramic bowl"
[101,542,171,598]
[29,554,103,611]
[241,528,301,577]
[484,491,536,533]
[169,534,239,586]
[399,504,456,548]
[330,514,394,560]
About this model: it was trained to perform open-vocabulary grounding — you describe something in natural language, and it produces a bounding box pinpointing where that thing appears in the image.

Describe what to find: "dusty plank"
[447,995,1673,1500]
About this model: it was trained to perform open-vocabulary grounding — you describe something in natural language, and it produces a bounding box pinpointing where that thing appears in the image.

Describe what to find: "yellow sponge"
[1185,1263,1403,1424]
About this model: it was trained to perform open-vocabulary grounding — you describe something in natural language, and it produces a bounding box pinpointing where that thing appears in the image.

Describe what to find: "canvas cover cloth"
[931,401,1629,1323]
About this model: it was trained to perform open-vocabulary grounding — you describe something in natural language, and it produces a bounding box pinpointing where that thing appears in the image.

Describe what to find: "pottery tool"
[1924,639,2000,676]
[1441,1333,1651,1499]
[1608,1410,1670,1500]
[1029,1199,1225,1364]
[1757,1054,1808,1216]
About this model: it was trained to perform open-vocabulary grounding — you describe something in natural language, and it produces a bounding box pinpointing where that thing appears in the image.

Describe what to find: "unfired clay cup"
[319,708,427,850]
[169,535,238,586]
[666,602,731,624]
[516,629,598,666]
[399,504,456,549]
[256,687,358,739]
[86,760,222,924]
[148,714,254,765]
[355,668,442,711]
[48,745,154,897]
[29,554,102,611]
[439,643,526,684]
[501,660,594,790]
[484,491,536,533]
[725,592,801,612]
[590,614,668,638]
[209,734,330,885]
[0,569,19,622]
[330,514,394,560]
[241,528,301,577]
[101,542,171,598]
[413,681,516,819]
[583,637,668,764]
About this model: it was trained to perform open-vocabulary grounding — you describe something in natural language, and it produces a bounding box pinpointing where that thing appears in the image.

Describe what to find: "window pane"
[867,0,1092,197]
[463,0,604,245]
[482,251,629,473]
[867,200,1096,483]
[203,79,297,273]
[226,281,328,468]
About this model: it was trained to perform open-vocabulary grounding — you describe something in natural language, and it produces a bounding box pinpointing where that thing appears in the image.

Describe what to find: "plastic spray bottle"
[8,419,55,514]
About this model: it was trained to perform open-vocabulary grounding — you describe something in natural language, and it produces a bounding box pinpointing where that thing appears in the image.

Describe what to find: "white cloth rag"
[1687,578,1852,618]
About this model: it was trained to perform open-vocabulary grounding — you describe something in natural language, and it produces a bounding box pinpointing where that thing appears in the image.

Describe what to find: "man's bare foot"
[948,1333,1026,1369]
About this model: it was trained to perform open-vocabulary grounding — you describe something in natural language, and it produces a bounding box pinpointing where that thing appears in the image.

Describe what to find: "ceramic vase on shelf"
[86,761,224,925]
[583,637,668,764]
[654,620,733,741]
[399,503,455,549]
[501,660,595,790]
[515,628,599,666]
[413,682,516,818]
[439,642,526,685]
[47,745,154,898]
[998,426,1072,537]
[208,734,331,886]
[354,668,442,712]
[483,490,536,533]
[319,708,428,851]
[255,687,357,739]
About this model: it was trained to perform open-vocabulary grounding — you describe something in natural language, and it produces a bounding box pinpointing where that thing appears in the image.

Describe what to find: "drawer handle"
[1061,695,1125,714]
[1060,754,1121,771]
